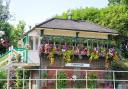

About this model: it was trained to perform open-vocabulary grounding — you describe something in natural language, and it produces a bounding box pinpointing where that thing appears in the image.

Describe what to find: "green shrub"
[87,72,97,89]
[57,72,67,89]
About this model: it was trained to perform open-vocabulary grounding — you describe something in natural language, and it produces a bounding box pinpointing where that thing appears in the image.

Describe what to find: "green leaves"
[57,72,67,89]
[108,0,128,6]
[10,21,26,47]
[56,5,128,36]
[0,71,6,89]
[0,0,10,21]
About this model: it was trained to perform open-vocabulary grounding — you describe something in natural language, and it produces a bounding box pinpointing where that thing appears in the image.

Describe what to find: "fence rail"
[0,69,128,89]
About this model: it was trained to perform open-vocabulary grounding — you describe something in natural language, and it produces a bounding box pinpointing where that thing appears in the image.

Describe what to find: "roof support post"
[75,32,79,46]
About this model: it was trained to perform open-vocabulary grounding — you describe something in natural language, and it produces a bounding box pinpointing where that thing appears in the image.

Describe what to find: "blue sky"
[9,0,108,30]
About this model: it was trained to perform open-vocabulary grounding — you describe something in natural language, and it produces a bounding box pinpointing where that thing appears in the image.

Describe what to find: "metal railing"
[0,69,128,89]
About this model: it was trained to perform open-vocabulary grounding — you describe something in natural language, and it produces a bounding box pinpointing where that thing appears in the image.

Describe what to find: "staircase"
[0,48,27,69]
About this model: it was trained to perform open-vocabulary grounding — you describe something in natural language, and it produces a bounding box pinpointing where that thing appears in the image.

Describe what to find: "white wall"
[28,30,40,36]
[28,50,40,64]
[28,30,41,50]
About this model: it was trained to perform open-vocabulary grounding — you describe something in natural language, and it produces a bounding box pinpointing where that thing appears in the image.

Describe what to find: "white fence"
[0,69,128,89]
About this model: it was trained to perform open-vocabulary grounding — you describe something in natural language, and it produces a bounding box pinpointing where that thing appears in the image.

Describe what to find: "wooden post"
[87,39,88,48]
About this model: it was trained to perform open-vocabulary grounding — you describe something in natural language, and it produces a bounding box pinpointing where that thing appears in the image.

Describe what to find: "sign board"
[65,63,90,68]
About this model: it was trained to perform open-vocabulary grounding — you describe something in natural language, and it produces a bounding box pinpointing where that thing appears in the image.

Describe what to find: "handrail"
[1,68,128,72]
[0,48,27,58]
[0,48,28,61]
[0,48,28,68]
[1,69,128,89]
[0,50,11,58]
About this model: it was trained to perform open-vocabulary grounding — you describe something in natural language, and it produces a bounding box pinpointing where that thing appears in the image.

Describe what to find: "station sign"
[65,63,90,67]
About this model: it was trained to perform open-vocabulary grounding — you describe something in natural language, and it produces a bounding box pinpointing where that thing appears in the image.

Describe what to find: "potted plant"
[62,49,74,63]
[89,51,99,62]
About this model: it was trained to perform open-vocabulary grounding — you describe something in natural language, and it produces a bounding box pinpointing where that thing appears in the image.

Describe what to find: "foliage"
[0,0,10,21]
[0,21,13,39]
[14,70,22,88]
[120,40,128,58]
[48,48,56,65]
[104,72,112,80]
[0,71,6,89]
[0,0,25,53]
[0,38,10,54]
[0,0,12,54]
[87,72,97,89]
[0,44,6,54]
[11,21,26,47]
[111,60,128,70]
[56,5,128,36]
[0,0,12,45]
[74,80,85,88]
[0,21,12,54]
[13,69,29,88]
[62,49,74,63]
[108,0,128,5]
[42,71,48,78]
[0,21,25,53]
[89,52,99,62]
[111,60,128,79]
[57,72,67,89]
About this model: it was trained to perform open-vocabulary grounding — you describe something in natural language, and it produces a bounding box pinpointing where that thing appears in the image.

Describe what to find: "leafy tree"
[11,21,26,47]
[0,21,13,40]
[97,5,128,36]
[0,0,10,21]
[0,0,12,54]
[56,7,99,21]
[0,0,25,51]
[0,0,12,40]
[108,0,128,5]
[56,5,128,36]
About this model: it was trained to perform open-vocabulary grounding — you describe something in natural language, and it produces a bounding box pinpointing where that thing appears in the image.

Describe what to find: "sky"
[9,0,108,31]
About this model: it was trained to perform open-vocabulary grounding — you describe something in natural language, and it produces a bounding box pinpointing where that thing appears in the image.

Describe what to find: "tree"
[108,0,128,5]
[97,5,128,36]
[56,7,99,22]
[0,0,25,52]
[11,21,26,47]
[0,0,12,40]
[0,0,10,21]
[56,5,128,36]
[0,0,12,54]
